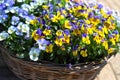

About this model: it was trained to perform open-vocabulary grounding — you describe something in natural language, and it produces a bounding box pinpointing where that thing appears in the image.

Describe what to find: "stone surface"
[96,63,116,80]
[97,0,120,11]
[109,54,120,74]
[116,75,120,80]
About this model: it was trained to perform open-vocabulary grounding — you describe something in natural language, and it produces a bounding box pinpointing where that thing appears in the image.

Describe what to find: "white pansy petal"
[30,54,39,61]
[8,26,16,34]
[22,24,29,33]
[17,0,25,2]
[0,31,9,41]
[29,47,40,61]
[38,45,46,50]
[17,22,24,30]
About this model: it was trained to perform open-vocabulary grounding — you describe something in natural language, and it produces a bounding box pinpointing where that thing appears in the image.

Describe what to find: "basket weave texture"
[0,45,107,80]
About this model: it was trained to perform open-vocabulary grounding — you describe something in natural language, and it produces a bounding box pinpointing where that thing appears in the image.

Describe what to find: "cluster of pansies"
[0,0,120,64]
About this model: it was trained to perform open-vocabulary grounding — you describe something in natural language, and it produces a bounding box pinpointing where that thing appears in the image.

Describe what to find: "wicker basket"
[0,45,107,80]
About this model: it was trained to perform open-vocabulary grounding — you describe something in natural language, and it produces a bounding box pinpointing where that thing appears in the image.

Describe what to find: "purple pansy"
[108,34,114,38]
[113,30,119,34]
[82,33,87,37]
[88,12,94,18]
[64,29,70,36]
[73,45,79,51]
[36,28,43,36]
[97,3,103,9]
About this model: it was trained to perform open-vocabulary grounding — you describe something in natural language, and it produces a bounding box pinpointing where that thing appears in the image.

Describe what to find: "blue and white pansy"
[11,16,20,25]
[29,47,40,61]
[37,38,50,50]
[8,26,17,34]
[21,4,31,12]
[17,22,30,33]
[0,31,9,41]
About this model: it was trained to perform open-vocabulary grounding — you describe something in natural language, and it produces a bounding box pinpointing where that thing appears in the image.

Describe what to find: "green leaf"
[60,18,66,25]
[61,0,66,7]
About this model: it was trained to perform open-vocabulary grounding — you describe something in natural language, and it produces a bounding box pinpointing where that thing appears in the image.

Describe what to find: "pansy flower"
[55,37,64,46]
[72,45,79,56]
[113,30,119,42]
[56,30,63,37]
[108,34,116,45]
[29,47,40,61]
[64,20,72,29]
[17,22,29,33]
[82,33,90,44]
[8,26,17,34]
[46,44,54,53]
[43,26,51,36]
[80,49,88,57]
[0,31,9,41]
[37,38,49,50]
[11,16,20,25]
[102,40,108,50]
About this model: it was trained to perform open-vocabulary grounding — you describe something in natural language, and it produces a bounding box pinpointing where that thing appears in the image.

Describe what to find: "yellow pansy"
[80,50,88,57]
[97,31,105,38]
[59,15,64,20]
[62,10,67,16]
[93,36,102,44]
[51,15,58,22]
[86,27,93,34]
[43,29,51,36]
[108,48,115,54]
[83,13,89,19]
[81,25,85,31]
[55,38,63,46]
[91,18,100,26]
[77,5,82,10]
[42,5,49,10]
[32,30,41,41]
[100,9,108,18]
[46,44,53,53]
[102,41,108,50]
[110,38,116,45]
[102,26,108,34]
[82,36,91,45]
[72,29,81,36]
[114,34,119,42]
[57,11,61,16]
[56,30,63,36]
[64,20,72,29]
[30,19,37,25]
[73,50,78,56]
[106,19,111,25]
[72,7,77,13]
[85,20,90,24]
[110,15,115,20]
[65,0,70,2]
[63,35,70,44]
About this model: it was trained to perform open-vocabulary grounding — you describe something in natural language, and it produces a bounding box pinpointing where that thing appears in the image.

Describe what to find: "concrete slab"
[109,54,120,74]
[96,63,116,80]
